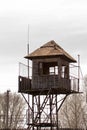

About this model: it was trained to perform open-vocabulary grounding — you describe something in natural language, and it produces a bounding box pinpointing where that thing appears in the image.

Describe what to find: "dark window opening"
[39,62,58,75]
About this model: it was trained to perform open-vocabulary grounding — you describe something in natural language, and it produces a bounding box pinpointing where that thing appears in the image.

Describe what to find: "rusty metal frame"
[23,90,69,130]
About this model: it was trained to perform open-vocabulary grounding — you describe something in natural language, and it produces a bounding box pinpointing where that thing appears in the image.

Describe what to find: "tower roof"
[25,40,76,62]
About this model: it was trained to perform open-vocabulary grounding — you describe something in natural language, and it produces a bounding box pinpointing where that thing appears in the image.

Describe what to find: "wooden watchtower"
[18,40,80,130]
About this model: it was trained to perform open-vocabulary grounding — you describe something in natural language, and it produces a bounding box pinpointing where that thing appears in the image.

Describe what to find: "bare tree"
[84,75,87,87]
[84,75,87,103]
[58,75,87,129]
[59,93,87,129]
[0,91,26,129]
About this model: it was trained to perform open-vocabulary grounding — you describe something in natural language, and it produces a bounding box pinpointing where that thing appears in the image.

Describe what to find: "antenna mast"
[27,24,30,128]
[27,24,29,77]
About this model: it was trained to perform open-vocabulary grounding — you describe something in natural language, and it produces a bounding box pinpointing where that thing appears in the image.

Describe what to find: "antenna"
[27,24,29,77]
[28,24,29,46]
[27,24,30,128]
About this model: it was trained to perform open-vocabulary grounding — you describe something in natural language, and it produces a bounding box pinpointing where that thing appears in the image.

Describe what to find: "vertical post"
[27,24,30,128]
[50,95,52,130]
[27,43,30,128]
[6,90,10,129]
[58,58,62,79]
[27,43,29,78]
[78,54,80,92]
[32,95,34,130]
[38,95,41,130]
[56,94,58,130]
[27,24,29,78]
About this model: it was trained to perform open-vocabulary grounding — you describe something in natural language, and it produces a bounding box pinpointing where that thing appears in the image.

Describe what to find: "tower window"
[49,66,58,75]
[49,67,54,75]
[39,62,58,75]
[61,66,65,78]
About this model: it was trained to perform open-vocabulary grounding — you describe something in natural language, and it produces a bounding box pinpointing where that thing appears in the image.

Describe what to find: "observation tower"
[18,40,80,130]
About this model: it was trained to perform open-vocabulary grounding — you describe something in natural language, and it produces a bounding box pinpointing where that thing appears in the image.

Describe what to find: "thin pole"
[6,90,10,128]
[27,24,29,78]
[78,54,80,92]
[50,95,52,130]
[27,24,30,128]
[56,94,58,130]
[38,95,41,130]
[32,95,34,130]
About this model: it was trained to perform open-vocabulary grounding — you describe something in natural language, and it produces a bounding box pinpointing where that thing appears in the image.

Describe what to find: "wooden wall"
[32,58,70,91]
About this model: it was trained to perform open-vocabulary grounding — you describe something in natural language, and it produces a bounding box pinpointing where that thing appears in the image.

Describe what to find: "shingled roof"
[25,40,76,62]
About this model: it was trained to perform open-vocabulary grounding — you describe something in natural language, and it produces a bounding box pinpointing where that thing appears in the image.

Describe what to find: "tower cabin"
[18,40,79,95]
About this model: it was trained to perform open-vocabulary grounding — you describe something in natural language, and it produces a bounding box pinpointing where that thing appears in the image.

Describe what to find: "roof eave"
[24,54,76,63]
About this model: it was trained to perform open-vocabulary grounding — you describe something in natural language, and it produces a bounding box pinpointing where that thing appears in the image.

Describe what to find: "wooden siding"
[18,76,31,92]
[32,75,71,90]
[32,59,71,91]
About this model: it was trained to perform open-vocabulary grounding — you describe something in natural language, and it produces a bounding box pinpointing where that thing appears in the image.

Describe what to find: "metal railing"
[19,62,80,93]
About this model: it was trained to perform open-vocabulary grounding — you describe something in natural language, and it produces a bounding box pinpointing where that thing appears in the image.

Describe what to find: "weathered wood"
[18,76,31,92]
[32,75,71,90]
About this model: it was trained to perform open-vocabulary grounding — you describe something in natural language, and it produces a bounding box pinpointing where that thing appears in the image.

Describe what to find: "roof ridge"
[40,40,62,49]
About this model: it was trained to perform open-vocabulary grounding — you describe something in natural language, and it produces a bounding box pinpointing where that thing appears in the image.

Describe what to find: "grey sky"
[0,0,87,92]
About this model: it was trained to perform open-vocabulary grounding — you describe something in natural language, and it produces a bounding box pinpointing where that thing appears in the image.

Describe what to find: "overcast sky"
[0,0,87,92]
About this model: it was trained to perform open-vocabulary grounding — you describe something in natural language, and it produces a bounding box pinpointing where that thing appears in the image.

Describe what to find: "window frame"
[38,61,58,75]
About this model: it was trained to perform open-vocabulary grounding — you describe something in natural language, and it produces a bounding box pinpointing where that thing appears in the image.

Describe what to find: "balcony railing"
[18,63,80,93]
